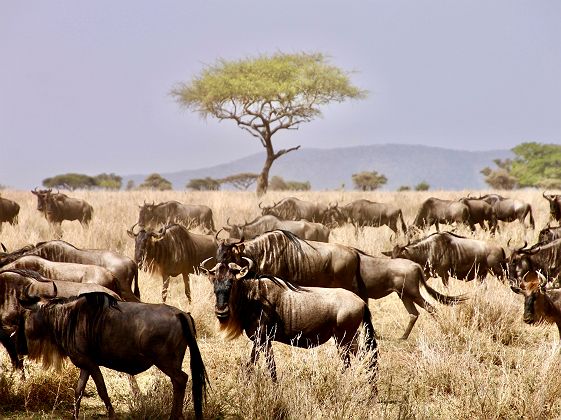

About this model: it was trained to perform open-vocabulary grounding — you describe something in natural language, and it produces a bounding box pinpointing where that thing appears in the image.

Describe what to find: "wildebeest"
[128,223,217,302]
[507,239,561,286]
[17,290,208,419]
[259,197,328,222]
[138,200,215,234]
[479,194,535,230]
[412,197,474,232]
[213,230,367,300]
[206,260,377,381]
[383,232,506,286]
[323,200,407,235]
[511,271,561,338]
[458,196,497,233]
[539,224,561,243]
[31,188,93,237]
[357,252,466,339]
[0,241,140,302]
[3,256,120,296]
[0,195,20,232]
[0,269,119,374]
[543,192,561,223]
[223,215,330,242]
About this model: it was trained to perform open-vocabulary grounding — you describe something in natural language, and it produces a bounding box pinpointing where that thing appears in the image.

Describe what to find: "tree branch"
[274,145,301,160]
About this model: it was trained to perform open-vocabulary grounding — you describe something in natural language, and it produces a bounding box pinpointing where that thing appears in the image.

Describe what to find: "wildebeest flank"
[0,195,20,232]
[138,200,215,233]
[259,197,328,222]
[324,200,407,234]
[224,215,330,242]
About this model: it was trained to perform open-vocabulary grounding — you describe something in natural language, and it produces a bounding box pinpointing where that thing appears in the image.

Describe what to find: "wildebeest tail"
[362,305,378,374]
[528,206,535,229]
[178,312,208,420]
[417,265,467,304]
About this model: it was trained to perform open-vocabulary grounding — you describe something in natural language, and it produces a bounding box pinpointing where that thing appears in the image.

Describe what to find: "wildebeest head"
[543,192,561,220]
[210,260,252,321]
[258,201,275,216]
[511,271,548,324]
[381,242,412,259]
[507,242,533,285]
[127,223,169,269]
[31,188,52,212]
[222,218,243,239]
[137,201,158,227]
[322,202,345,227]
[216,237,246,267]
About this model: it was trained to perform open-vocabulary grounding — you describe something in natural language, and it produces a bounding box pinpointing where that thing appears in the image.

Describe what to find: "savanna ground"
[1,189,561,419]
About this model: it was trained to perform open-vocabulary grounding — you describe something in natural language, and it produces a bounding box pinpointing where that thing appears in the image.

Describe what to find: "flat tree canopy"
[171,52,366,196]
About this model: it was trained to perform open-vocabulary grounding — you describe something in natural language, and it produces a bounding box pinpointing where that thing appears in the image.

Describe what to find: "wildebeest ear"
[381,251,392,257]
[510,286,522,294]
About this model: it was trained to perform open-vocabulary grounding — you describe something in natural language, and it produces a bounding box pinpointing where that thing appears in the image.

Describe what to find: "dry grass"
[0,189,560,419]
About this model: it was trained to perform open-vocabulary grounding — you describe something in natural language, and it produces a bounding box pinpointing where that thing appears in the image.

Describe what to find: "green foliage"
[415,181,430,191]
[397,185,411,191]
[93,173,122,190]
[269,175,311,191]
[221,173,259,190]
[186,177,221,191]
[510,142,561,188]
[352,171,387,191]
[138,173,173,191]
[43,173,97,190]
[171,52,366,196]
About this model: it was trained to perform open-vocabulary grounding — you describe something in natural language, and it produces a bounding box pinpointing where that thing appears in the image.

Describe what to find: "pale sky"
[1,0,560,189]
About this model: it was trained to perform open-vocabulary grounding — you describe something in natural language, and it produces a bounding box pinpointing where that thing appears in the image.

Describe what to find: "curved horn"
[507,238,512,248]
[516,241,528,252]
[227,217,235,227]
[538,271,548,288]
[199,257,215,273]
[228,262,243,271]
[215,228,224,241]
[258,202,264,209]
[152,224,171,240]
[127,222,140,237]
[241,257,254,271]
[543,191,554,202]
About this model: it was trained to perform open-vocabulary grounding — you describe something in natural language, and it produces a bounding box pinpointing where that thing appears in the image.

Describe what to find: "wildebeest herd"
[1,189,561,418]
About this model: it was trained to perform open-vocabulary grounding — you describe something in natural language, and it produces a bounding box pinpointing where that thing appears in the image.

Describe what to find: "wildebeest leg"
[434,221,440,232]
[162,275,171,302]
[441,271,450,288]
[335,334,358,369]
[52,222,63,239]
[399,297,421,340]
[181,272,192,303]
[88,365,116,418]
[74,369,90,419]
[156,365,188,420]
[128,374,140,398]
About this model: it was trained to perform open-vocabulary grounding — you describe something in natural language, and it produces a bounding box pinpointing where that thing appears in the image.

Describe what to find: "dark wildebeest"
[128,223,217,302]
[412,197,474,232]
[0,269,119,374]
[212,230,367,300]
[0,241,140,302]
[383,232,506,286]
[0,195,20,232]
[205,260,377,381]
[138,200,215,234]
[543,192,561,223]
[357,252,466,339]
[479,194,535,230]
[259,197,328,222]
[323,200,407,235]
[511,271,561,339]
[539,224,561,243]
[31,188,93,237]
[223,215,330,242]
[458,196,497,233]
[507,239,561,287]
[3,256,120,296]
[17,291,208,419]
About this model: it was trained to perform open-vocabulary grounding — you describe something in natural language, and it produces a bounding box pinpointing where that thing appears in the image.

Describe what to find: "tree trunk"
[256,152,275,197]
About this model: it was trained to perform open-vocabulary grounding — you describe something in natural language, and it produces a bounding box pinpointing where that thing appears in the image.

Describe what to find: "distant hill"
[123,144,513,191]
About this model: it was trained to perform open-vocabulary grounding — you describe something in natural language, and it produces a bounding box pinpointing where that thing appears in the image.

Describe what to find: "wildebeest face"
[216,241,245,265]
[508,254,531,285]
[211,263,249,322]
[131,230,152,269]
[323,206,345,227]
[223,225,243,239]
[138,204,156,227]
[31,189,51,212]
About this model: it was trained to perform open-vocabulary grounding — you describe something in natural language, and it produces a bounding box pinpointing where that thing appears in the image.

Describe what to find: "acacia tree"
[352,171,387,191]
[171,52,366,196]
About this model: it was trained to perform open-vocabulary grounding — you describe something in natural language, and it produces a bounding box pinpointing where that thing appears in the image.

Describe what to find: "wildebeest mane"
[253,275,305,292]
[142,224,198,274]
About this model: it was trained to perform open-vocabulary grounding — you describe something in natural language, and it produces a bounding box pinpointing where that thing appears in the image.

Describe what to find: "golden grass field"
[1,189,561,419]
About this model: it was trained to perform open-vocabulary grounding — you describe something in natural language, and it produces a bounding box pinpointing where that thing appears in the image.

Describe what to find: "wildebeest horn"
[507,238,512,248]
[516,241,528,252]
[151,225,171,240]
[127,223,140,237]
[241,257,254,271]
[226,217,234,227]
[215,228,224,241]
[228,262,243,271]
[258,202,264,209]
[543,191,554,202]
[199,257,215,274]
[1,243,7,253]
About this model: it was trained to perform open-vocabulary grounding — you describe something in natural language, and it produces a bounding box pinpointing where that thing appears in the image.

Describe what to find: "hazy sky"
[1,1,560,189]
